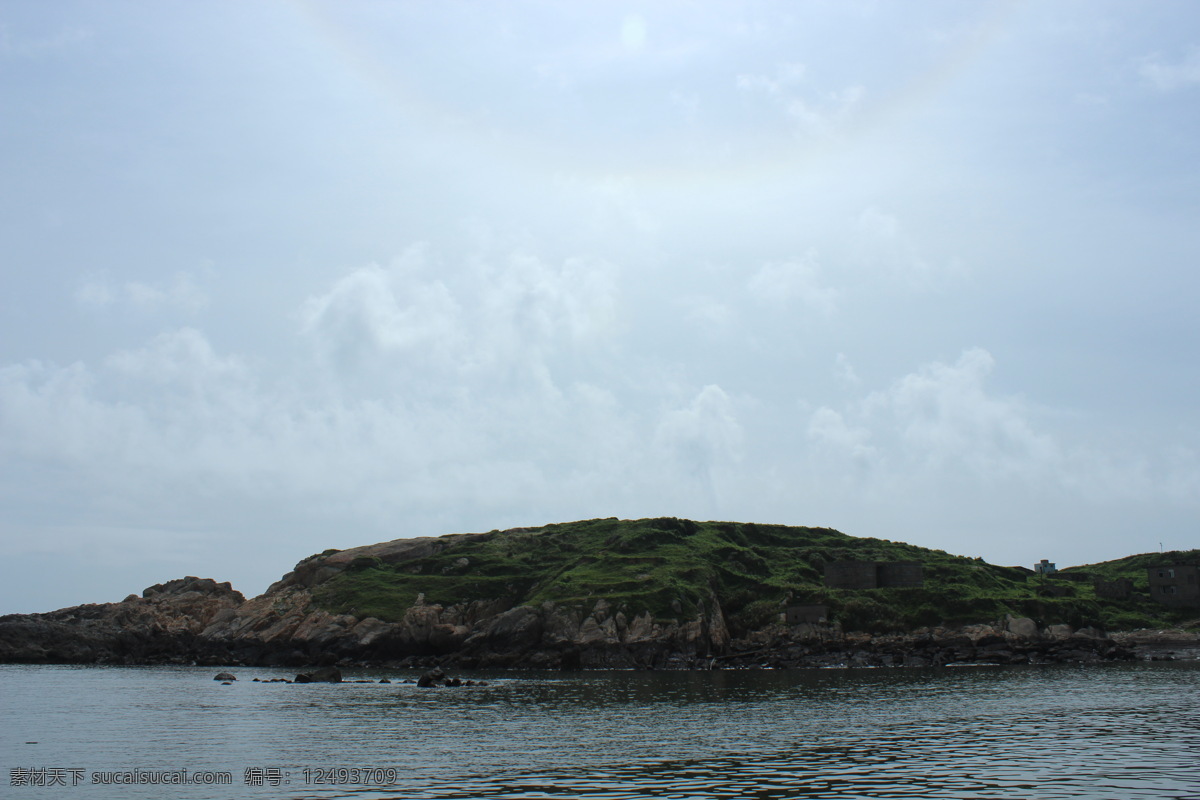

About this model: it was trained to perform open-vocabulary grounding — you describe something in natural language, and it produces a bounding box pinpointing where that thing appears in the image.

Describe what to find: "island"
[1,518,1197,668]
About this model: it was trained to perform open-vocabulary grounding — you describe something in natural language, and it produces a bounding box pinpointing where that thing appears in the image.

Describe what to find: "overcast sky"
[2,1,1199,614]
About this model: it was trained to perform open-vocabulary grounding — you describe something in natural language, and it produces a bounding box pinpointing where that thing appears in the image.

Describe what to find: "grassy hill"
[309,518,1200,633]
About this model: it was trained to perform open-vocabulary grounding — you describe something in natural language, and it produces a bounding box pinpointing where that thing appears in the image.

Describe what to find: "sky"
[2,0,1199,614]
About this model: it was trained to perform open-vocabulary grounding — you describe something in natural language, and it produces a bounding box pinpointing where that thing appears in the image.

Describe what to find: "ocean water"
[2,662,1198,799]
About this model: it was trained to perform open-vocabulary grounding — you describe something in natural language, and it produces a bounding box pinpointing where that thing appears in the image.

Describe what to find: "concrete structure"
[824,561,924,590]
[878,562,924,588]
[824,561,879,589]
[1094,578,1133,600]
[1147,565,1200,608]
[1034,559,1057,575]
[785,605,828,625]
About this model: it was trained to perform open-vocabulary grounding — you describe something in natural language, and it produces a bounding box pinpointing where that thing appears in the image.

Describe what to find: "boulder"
[294,666,342,683]
[417,668,447,687]
[1045,624,1074,639]
[1004,616,1039,640]
[213,672,237,682]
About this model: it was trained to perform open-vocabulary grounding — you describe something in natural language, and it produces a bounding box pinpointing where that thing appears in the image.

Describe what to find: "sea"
[2,662,1198,800]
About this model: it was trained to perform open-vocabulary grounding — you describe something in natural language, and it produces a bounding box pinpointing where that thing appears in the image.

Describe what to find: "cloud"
[799,349,1200,511]
[680,295,734,333]
[106,328,246,385]
[1139,48,1200,92]
[75,272,208,313]
[300,255,463,370]
[860,348,1059,479]
[808,406,875,462]
[736,62,807,95]
[834,353,860,387]
[654,384,743,509]
[747,253,839,314]
[736,62,863,137]
[2,245,637,572]
[855,207,953,290]
[300,245,619,392]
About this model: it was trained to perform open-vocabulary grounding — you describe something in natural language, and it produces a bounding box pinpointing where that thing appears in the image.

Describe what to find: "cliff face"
[0,518,1194,668]
[0,577,245,663]
[0,580,730,669]
[0,577,1145,668]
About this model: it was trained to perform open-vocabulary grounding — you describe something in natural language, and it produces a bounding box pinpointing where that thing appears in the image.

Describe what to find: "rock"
[213,672,237,681]
[1004,616,1039,640]
[0,576,245,665]
[417,668,446,687]
[294,666,341,683]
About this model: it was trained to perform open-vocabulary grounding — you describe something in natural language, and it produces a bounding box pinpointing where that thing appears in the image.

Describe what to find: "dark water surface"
[2,662,1198,799]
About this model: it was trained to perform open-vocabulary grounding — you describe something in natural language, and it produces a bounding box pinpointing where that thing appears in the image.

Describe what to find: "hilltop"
[0,518,1196,668]
[303,517,1198,634]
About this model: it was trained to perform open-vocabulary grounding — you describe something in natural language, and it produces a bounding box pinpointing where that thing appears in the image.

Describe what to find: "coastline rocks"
[0,577,244,664]
[294,667,342,683]
[416,668,485,687]
[213,672,237,682]
[1,542,1193,671]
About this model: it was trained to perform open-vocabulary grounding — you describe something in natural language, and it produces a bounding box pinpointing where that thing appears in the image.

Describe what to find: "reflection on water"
[2,663,1198,799]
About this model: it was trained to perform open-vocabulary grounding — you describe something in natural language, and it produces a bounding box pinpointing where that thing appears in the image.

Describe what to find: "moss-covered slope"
[307,518,1198,633]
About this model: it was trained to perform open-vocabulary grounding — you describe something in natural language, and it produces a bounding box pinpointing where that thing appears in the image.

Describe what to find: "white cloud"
[75,272,208,313]
[736,62,863,137]
[747,253,839,314]
[860,348,1059,479]
[855,207,951,289]
[654,384,743,509]
[834,353,860,387]
[300,256,463,369]
[680,295,734,333]
[807,406,875,462]
[106,328,246,385]
[300,246,619,390]
[736,62,807,95]
[797,349,1200,512]
[1139,48,1200,92]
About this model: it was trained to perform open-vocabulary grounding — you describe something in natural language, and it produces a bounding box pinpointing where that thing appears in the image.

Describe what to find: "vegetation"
[310,518,1200,633]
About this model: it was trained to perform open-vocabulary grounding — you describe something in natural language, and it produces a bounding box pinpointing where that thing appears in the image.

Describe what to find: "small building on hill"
[824,561,923,589]
[1034,559,1057,575]
[1148,565,1200,608]
[1094,578,1133,600]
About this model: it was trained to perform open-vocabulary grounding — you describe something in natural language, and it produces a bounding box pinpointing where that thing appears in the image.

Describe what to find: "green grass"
[308,518,1200,632]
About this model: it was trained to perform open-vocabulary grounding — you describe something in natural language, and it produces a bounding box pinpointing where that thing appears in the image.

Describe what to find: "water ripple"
[2,663,1199,800]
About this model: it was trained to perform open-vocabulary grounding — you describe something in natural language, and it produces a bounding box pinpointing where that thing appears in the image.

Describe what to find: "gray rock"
[294,666,341,683]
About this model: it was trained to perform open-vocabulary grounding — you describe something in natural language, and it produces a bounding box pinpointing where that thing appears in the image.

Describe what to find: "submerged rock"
[294,666,342,683]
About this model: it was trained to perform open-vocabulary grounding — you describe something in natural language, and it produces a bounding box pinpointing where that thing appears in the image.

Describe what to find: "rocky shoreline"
[1,575,1196,670]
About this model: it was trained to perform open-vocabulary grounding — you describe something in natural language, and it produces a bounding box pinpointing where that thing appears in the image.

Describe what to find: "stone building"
[1094,578,1133,600]
[878,562,924,588]
[824,561,924,589]
[1147,565,1200,608]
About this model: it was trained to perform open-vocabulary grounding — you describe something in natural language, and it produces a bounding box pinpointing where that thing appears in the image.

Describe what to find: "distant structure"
[1147,565,1200,608]
[1034,559,1057,575]
[785,605,828,625]
[824,561,923,590]
[1094,578,1134,600]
